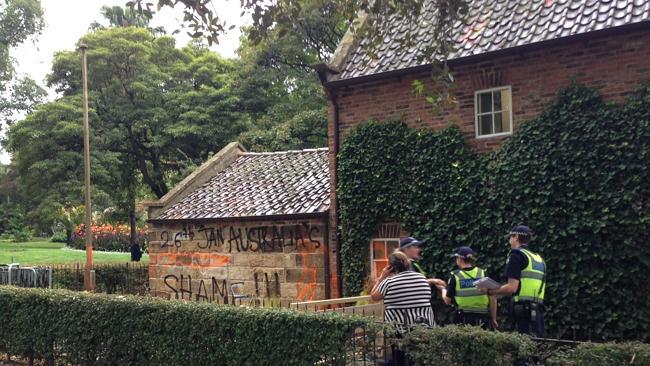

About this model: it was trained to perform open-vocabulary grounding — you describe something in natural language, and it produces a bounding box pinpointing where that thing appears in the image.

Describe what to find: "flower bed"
[69,223,147,252]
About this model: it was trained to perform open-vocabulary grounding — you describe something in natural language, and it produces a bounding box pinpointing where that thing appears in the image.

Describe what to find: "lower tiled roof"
[155,148,329,220]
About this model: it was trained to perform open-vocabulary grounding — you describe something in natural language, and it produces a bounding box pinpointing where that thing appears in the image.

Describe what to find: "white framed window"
[370,238,400,279]
[475,86,513,138]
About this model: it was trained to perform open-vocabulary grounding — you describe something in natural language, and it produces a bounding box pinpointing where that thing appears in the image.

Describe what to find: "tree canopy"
[0,0,46,125]
[4,8,328,232]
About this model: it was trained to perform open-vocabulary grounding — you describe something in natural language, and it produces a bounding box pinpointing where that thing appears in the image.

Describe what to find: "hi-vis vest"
[513,248,546,304]
[452,267,489,313]
[413,262,426,277]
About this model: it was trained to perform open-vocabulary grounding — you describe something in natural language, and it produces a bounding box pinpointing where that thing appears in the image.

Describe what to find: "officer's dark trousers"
[454,311,492,330]
[513,302,545,337]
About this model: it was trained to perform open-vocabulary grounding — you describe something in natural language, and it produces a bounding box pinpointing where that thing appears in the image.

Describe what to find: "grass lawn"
[0,239,148,265]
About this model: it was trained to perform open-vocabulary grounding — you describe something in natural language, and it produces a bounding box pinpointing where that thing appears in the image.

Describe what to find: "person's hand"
[428,278,446,288]
[491,318,499,329]
[478,288,489,294]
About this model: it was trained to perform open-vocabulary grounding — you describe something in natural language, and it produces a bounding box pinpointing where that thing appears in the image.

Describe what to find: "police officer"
[483,225,546,337]
[399,237,446,288]
[440,246,497,329]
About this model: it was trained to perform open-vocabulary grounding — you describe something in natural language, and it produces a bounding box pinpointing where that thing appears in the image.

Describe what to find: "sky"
[3,0,249,164]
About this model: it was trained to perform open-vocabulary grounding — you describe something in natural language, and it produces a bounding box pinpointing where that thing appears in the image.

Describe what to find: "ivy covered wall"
[337,84,650,341]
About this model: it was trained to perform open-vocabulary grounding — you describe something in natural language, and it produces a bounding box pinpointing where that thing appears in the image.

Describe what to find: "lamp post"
[80,43,95,291]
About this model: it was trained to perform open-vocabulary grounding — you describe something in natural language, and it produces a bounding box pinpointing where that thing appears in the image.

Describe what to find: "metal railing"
[0,264,52,288]
[0,263,148,295]
[291,295,384,319]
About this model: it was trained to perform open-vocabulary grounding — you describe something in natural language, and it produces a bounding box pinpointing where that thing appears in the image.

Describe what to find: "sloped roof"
[335,0,650,81]
[154,148,330,220]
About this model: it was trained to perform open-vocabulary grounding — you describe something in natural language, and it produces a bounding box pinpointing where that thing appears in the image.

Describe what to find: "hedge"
[398,326,650,366]
[337,83,650,341]
[0,287,378,365]
[398,325,536,366]
[545,341,650,366]
[2,287,649,365]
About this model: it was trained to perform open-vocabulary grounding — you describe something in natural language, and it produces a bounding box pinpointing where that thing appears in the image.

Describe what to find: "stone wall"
[148,217,327,303]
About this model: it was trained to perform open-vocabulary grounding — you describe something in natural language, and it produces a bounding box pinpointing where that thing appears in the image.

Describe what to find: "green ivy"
[337,83,650,341]
[0,287,380,365]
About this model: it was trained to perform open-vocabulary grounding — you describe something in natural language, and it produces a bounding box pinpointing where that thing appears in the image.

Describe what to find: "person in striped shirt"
[370,251,436,332]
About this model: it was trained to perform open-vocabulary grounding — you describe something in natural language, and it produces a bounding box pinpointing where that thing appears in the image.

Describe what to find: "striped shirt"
[378,271,435,331]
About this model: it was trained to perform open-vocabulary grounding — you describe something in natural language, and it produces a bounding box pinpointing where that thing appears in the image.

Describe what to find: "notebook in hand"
[473,277,501,290]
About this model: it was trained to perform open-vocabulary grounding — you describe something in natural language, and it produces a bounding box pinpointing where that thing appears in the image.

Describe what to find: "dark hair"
[388,251,411,273]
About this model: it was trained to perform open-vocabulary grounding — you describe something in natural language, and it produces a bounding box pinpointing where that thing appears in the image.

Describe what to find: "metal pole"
[80,44,95,291]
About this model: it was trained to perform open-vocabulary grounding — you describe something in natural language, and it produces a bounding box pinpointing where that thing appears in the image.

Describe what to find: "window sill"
[475,132,512,139]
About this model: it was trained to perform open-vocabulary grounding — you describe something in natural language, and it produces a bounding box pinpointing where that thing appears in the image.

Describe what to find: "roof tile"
[155,149,330,220]
[336,0,650,80]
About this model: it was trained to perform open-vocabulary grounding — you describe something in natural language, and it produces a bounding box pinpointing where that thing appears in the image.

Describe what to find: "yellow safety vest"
[413,261,426,277]
[453,267,489,313]
[513,248,546,304]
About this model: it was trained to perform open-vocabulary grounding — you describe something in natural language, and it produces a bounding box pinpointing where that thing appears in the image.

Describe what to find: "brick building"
[144,143,331,303]
[314,0,650,297]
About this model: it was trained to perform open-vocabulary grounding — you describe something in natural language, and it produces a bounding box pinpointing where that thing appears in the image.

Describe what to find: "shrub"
[398,325,536,366]
[8,210,31,243]
[49,231,67,243]
[546,341,650,366]
[70,223,148,252]
[51,263,148,294]
[0,287,378,365]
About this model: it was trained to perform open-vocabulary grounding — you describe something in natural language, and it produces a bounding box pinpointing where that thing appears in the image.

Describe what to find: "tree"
[5,96,117,231]
[0,0,44,82]
[89,5,166,36]
[129,0,468,109]
[0,76,47,125]
[230,25,329,151]
[47,28,252,196]
[0,0,45,125]
[128,0,466,52]
[239,108,327,152]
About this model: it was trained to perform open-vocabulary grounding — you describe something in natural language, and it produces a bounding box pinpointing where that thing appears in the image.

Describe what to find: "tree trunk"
[129,207,136,246]
[66,228,73,247]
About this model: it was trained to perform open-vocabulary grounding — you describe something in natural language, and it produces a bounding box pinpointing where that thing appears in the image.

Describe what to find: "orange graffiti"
[295,252,319,301]
[149,253,229,269]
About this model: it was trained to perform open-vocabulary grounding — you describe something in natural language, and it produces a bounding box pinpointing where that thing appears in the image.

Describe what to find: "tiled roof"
[338,0,650,80]
[155,149,329,220]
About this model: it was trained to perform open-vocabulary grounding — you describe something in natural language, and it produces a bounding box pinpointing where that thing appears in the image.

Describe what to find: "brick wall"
[325,27,650,296]
[148,218,328,303]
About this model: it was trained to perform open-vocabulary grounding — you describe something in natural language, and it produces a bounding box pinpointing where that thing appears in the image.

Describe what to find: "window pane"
[374,260,388,277]
[479,92,492,114]
[386,240,399,255]
[500,89,511,111]
[480,114,493,135]
[494,90,502,111]
[372,241,387,260]
[494,112,503,133]
[501,110,511,132]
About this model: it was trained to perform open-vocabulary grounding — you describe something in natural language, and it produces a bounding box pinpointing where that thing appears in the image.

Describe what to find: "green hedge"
[398,325,536,366]
[0,287,377,365]
[337,83,650,341]
[398,326,650,366]
[546,341,650,366]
